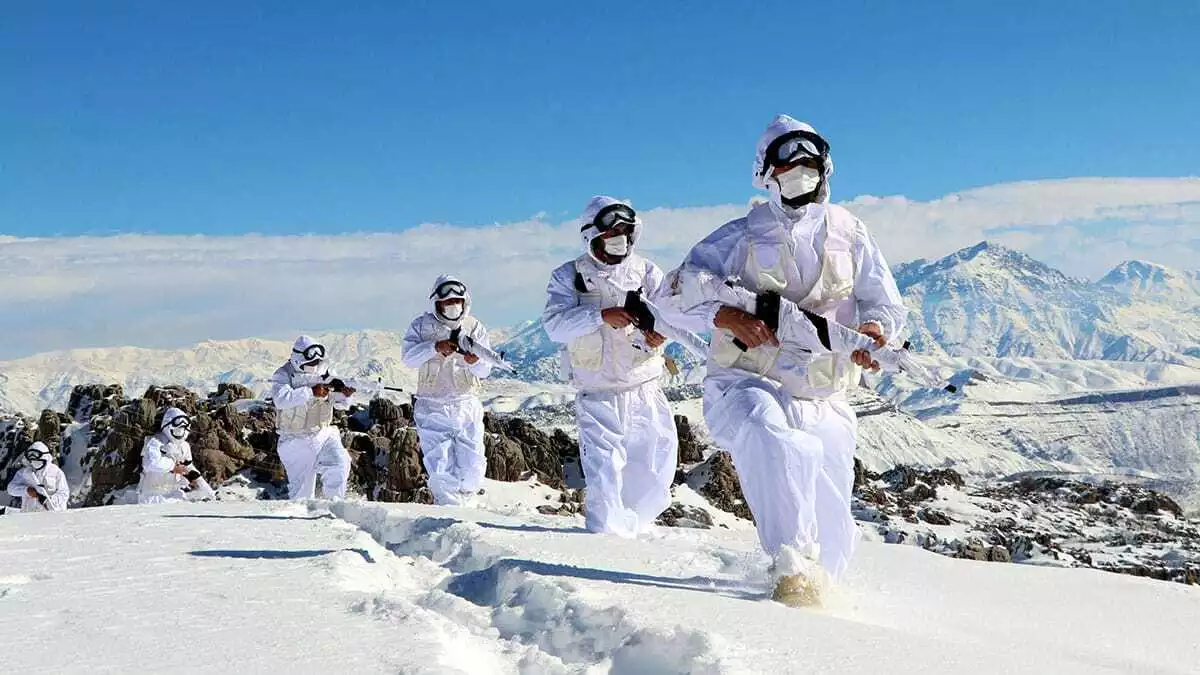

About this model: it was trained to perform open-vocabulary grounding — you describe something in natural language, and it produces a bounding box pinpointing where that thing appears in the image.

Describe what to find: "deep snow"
[3,480,1199,674]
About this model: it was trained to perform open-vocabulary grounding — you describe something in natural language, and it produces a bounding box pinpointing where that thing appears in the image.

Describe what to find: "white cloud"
[1,177,1197,360]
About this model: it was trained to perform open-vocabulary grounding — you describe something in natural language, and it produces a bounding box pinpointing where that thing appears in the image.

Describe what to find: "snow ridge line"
[329,501,735,674]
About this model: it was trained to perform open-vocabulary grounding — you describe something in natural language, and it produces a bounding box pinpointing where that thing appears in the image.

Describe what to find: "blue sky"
[2,1,1196,237]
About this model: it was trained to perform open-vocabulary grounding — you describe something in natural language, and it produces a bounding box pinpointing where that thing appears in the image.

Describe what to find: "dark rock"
[919,508,952,525]
[211,383,254,405]
[551,429,578,459]
[656,502,714,529]
[881,465,964,491]
[696,451,753,523]
[35,410,69,450]
[369,398,404,427]
[674,415,704,465]
[375,427,430,503]
[1130,494,1184,518]
[957,541,990,561]
[143,385,200,417]
[482,414,569,488]
[484,434,531,482]
[67,384,123,421]
[904,483,938,503]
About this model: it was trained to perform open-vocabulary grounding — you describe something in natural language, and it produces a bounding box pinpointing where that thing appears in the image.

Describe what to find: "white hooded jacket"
[667,116,907,399]
[268,335,353,437]
[6,442,69,512]
[138,408,196,498]
[402,274,494,398]
[542,196,669,393]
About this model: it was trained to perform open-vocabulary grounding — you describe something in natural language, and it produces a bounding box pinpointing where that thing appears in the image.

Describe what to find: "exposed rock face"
[854,467,1200,585]
[656,502,714,529]
[692,451,753,523]
[67,384,124,422]
[482,413,572,489]
[675,415,704,465]
[690,453,1200,586]
[3,383,593,510]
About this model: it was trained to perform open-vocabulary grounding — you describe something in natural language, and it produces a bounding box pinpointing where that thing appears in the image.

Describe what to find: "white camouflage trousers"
[414,395,487,506]
[704,376,859,579]
[277,426,351,500]
[576,379,678,537]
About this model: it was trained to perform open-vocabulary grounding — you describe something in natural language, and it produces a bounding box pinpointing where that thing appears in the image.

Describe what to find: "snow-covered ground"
[4,481,1200,674]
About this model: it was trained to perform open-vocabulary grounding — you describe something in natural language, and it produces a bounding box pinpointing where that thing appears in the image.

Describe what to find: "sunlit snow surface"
[3,482,1199,674]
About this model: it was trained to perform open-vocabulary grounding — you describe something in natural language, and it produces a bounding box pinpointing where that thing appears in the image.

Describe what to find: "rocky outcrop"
[854,469,1200,585]
[482,413,573,489]
[655,502,714,529]
[3,382,593,509]
[692,451,753,523]
[675,415,704,465]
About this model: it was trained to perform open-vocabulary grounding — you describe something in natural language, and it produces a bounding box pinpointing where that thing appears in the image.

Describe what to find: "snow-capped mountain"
[0,331,425,415]
[3,241,1198,416]
[896,241,1200,363]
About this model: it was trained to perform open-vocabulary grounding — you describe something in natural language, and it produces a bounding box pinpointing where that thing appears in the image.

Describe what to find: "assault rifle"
[723,286,956,392]
[326,377,406,395]
[448,328,516,373]
[623,289,710,359]
[290,372,405,395]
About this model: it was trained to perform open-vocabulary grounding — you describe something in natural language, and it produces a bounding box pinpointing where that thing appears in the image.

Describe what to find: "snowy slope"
[3,491,1199,674]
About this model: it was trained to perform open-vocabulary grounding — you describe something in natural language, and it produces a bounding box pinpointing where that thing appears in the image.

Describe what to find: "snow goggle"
[586,204,637,233]
[760,130,829,176]
[23,449,48,467]
[166,416,192,431]
[293,344,326,362]
[431,281,467,300]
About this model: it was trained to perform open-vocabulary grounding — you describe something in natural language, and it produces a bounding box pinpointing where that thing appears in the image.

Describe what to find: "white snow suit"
[666,116,907,578]
[6,442,69,512]
[543,196,679,538]
[138,408,215,505]
[268,335,354,500]
[402,274,494,506]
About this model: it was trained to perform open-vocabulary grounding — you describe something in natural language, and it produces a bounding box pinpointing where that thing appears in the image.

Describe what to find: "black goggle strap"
[293,344,326,361]
[760,130,830,177]
[431,282,467,299]
[586,204,637,233]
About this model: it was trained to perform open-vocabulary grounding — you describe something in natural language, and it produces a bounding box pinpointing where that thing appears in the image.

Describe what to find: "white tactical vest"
[565,255,663,375]
[710,204,862,400]
[139,437,193,496]
[417,315,484,398]
[275,364,337,436]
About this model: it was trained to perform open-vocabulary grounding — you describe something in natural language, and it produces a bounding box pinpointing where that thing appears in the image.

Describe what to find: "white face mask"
[440,303,464,320]
[299,361,322,374]
[169,427,189,441]
[775,165,822,199]
[603,235,630,257]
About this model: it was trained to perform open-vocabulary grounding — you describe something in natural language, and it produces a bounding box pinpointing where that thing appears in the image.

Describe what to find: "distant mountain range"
[1,241,1197,415]
[494,241,1200,377]
[895,241,1200,362]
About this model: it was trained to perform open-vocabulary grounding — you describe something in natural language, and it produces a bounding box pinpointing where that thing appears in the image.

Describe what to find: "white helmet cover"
[751,114,834,204]
[578,195,641,261]
[22,441,53,470]
[429,274,471,328]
